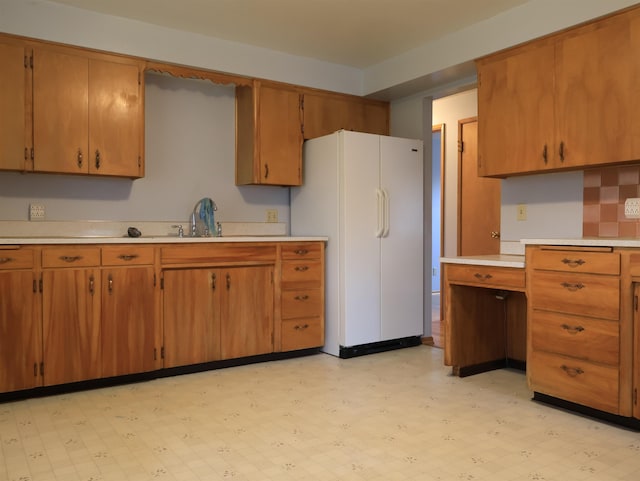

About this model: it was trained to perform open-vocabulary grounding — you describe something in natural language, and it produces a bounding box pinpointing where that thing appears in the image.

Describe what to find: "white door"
[341,131,382,347]
[379,136,424,340]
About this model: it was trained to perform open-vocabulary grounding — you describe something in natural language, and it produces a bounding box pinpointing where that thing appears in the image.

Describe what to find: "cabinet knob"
[294,265,309,272]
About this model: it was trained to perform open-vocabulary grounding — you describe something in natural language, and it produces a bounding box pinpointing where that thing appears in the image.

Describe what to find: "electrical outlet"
[516,203,527,221]
[625,198,640,219]
[266,209,278,223]
[29,203,45,221]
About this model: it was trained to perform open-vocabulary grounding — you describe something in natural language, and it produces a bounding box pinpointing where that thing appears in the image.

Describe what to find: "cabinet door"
[0,40,29,171]
[42,268,101,385]
[477,42,555,177]
[88,58,143,177]
[33,48,89,174]
[555,11,640,167]
[257,85,302,185]
[220,266,274,359]
[0,270,41,392]
[163,269,220,367]
[101,266,156,377]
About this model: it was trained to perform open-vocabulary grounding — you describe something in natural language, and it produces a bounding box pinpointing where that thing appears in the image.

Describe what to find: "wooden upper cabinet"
[236,80,303,186]
[477,41,555,177]
[477,6,640,177]
[88,58,144,177]
[33,47,89,175]
[31,45,144,178]
[0,39,29,171]
[302,92,389,139]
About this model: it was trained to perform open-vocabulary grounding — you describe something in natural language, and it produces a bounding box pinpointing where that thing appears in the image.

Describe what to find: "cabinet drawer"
[530,310,619,365]
[531,249,619,275]
[281,260,322,287]
[42,246,101,267]
[528,350,619,413]
[161,244,276,265]
[445,264,525,290]
[281,288,322,319]
[282,242,322,260]
[281,318,323,351]
[0,247,35,269]
[529,270,619,320]
[102,246,154,265]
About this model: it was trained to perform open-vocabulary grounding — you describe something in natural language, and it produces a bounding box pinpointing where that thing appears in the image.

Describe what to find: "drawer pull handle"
[294,324,309,330]
[294,266,309,272]
[0,257,14,264]
[561,323,584,334]
[89,275,95,295]
[474,273,492,280]
[294,295,309,301]
[294,249,309,256]
[561,258,585,268]
[561,282,584,291]
[561,365,584,377]
[117,254,139,261]
[60,255,83,263]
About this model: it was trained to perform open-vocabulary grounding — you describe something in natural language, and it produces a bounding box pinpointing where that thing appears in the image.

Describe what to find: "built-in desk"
[440,255,526,377]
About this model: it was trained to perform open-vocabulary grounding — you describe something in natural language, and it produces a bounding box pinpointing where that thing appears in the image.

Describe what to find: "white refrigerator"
[290,130,424,358]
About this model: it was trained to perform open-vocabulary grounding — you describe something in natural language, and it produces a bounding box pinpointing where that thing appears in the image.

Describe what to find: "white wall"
[0,74,289,225]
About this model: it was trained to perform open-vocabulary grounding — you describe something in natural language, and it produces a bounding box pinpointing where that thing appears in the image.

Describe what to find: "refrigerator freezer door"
[379,136,424,341]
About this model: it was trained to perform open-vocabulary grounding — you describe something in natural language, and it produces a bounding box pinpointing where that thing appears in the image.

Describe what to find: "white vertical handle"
[375,189,384,237]
[382,189,390,237]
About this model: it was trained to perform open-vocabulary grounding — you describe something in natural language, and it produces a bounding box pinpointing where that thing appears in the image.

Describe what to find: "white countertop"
[440,254,525,268]
[0,236,327,245]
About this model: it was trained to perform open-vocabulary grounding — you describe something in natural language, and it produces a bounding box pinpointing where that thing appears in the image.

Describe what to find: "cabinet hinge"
[154,348,157,361]
[138,155,142,168]
[33,279,37,293]
[161,346,165,359]
[138,71,141,85]
[33,363,37,377]
[39,277,43,293]
[458,141,464,153]
[634,388,638,406]
[153,273,156,288]
[635,294,638,312]
[160,276,164,290]
[39,362,44,376]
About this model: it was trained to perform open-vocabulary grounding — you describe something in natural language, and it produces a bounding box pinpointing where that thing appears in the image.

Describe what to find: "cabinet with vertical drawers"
[279,242,325,351]
[526,246,622,414]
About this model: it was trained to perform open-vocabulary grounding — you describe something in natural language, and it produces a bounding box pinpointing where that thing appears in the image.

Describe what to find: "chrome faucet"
[190,198,218,237]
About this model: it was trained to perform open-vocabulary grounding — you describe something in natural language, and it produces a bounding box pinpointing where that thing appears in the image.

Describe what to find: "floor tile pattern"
[2,346,640,481]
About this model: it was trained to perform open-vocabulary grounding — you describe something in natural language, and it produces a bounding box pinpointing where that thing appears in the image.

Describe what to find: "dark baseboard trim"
[0,348,321,404]
[339,336,422,359]
[455,358,526,377]
[533,392,640,431]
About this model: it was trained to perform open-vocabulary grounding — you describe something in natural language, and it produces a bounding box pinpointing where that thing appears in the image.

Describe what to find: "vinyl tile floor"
[2,346,640,481]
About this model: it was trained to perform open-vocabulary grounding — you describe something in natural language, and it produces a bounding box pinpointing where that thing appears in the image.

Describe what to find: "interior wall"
[0,74,289,225]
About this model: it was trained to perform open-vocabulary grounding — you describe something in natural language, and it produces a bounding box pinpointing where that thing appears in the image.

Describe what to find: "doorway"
[431,125,444,347]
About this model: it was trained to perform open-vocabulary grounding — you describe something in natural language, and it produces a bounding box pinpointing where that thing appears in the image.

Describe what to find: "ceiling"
[47,0,529,69]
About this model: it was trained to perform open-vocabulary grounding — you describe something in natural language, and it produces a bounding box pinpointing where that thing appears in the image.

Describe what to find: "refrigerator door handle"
[382,189,390,237]
[375,189,385,237]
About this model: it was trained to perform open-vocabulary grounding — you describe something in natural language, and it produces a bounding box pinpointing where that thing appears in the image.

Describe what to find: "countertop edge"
[440,255,525,269]
[521,237,640,248]
[0,236,328,245]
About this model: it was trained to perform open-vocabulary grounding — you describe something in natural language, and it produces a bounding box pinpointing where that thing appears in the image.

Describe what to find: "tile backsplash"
[583,165,640,237]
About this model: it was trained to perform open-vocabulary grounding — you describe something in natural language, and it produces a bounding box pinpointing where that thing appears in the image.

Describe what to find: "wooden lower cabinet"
[0,248,41,392]
[163,268,221,367]
[42,267,102,385]
[526,245,622,415]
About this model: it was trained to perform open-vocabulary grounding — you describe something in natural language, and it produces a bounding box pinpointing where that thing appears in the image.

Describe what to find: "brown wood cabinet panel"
[445,264,525,290]
[162,268,220,367]
[33,47,89,174]
[42,246,101,268]
[0,269,41,392]
[221,265,274,359]
[161,243,276,265]
[530,248,619,275]
[281,242,322,259]
[101,266,156,377]
[529,350,619,413]
[281,288,322,320]
[281,318,323,351]
[281,260,322,288]
[530,310,619,366]
[0,39,29,171]
[236,81,302,186]
[0,247,35,269]
[42,268,101,385]
[101,245,154,266]
[529,270,619,320]
[88,58,143,177]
